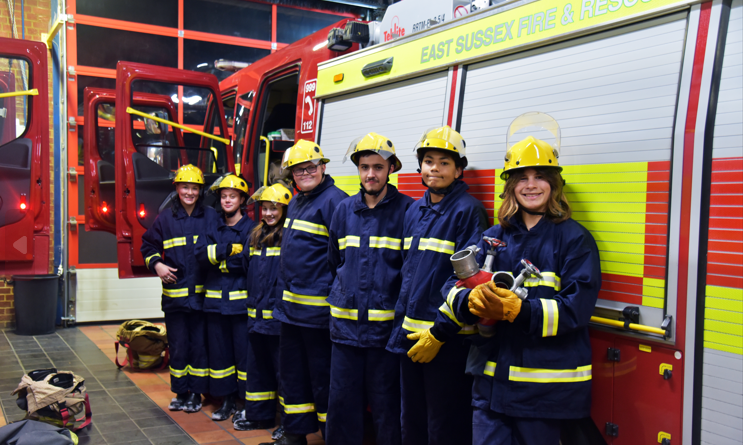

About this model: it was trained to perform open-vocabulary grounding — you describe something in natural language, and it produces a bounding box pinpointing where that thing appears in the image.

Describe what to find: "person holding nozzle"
[325,133,414,445]
[260,141,347,445]
[439,112,601,444]
[141,164,219,413]
[386,126,488,445]
[232,182,293,441]
[195,174,255,421]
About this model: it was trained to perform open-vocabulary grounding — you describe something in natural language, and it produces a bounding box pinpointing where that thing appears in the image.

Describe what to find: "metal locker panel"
[713,0,743,159]
[319,71,448,179]
[75,268,164,322]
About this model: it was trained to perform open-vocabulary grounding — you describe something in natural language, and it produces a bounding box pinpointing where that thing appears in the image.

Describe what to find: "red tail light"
[138,203,146,218]
[19,194,27,211]
[101,201,109,214]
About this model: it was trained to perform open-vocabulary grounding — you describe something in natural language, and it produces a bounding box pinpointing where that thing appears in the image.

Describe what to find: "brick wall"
[0,1,55,329]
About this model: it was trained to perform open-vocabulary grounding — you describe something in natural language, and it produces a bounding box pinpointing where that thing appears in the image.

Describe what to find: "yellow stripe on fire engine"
[316,0,693,98]
[703,285,743,356]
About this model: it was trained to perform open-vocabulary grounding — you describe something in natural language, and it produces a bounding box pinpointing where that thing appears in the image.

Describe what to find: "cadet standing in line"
[141,164,218,413]
[233,182,293,440]
[195,174,255,421]
[260,141,347,445]
[325,133,414,445]
[439,113,601,444]
[386,127,488,445]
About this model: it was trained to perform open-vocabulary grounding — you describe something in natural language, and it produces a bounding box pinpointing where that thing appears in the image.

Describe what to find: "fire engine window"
[233,103,250,171]
[77,0,178,28]
[276,7,346,44]
[184,0,271,41]
[0,57,30,147]
[76,76,116,117]
[96,104,116,165]
[130,80,228,177]
[254,73,298,187]
[222,93,236,129]
[183,40,271,82]
[77,124,85,166]
[77,25,178,69]
[77,223,118,264]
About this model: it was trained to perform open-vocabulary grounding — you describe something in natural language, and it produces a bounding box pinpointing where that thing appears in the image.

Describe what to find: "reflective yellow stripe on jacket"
[540,299,559,337]
[209,366,236,379]
[403,237,413,250]
[417,238,456,255]
[246,390,276,401]
[187,365,209,377]
[219,260,228,273]
[338,236,361,250]
[509,365,591,383]
[207,244,219,265]
[250,247,281,256]
[317,412,327,423]
[195,285,204,293]
[229,290,247,300]
[206,289,221,299]
[484,361,497,377]
[330,305,358,320]
[145,253,161,268]
[170,366,188,378]
[238,370,246,381]
[162,288,188,298]
[438,302,478,335]
[290,219,329,237]
[248,308,257,318]
[369,236,402,250]
[368,309,394,321]
[525,272,561,291]
[283,291,329,307]
[402,316,434,333]
[163,237,187,249]
[279,396,316,414]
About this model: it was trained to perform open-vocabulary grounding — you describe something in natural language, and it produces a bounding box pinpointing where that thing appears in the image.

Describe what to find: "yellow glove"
[230,244,243,256]
[406,329,444,363]
[468,281,522,323]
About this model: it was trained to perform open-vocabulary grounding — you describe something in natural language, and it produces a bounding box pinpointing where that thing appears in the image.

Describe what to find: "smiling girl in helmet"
[232,182,292,438]
[141,164,220,413]
[438,113,601,444]
[195,174,255,421]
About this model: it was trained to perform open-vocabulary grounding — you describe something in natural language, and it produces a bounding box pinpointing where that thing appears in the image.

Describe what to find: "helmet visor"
[413,126,467,157]
[506,112,561,156]
[344,135,396,164]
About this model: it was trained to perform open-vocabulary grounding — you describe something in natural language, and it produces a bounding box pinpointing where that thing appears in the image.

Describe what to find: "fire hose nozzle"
[510,259,542,300]
[451,247,481,280]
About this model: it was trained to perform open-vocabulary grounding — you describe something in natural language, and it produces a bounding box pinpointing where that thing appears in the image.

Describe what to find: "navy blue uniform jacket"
[140,203,219,313]
[440,216,601,419]
[195,213,255,315]
[386,180,488,355]
[328,185,415,348]
[274,175,348,329]
[243,231,284,336]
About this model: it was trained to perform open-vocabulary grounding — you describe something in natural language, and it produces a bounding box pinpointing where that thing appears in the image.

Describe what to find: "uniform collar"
[511,212,551,234]
[173,201,205,220]
[352,184,399,212]
[422,180,468,215]
[296,174,335,199]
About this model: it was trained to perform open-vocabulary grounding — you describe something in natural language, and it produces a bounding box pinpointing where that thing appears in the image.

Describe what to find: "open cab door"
[83,88,184,234]
[0,38,49,275]
[114,62,233,278]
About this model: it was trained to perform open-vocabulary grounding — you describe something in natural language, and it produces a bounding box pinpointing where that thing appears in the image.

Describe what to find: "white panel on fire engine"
[372,0,470,45]
[460,13,688,328]
[701,1,743,444]
[319,71,448,179]
[75,268,164,322]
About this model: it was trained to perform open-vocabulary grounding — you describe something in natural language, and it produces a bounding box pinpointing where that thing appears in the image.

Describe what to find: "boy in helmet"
[386,126,488,445]
[263,140,347,445]
[195,174,255,421]
[141,164,219,412]
[438,112,601,444]
[325,133,414,445]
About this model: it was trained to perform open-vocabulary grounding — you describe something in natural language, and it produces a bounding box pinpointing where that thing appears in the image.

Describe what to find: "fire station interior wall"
[458,14,688,329]
[75,268,163,322]
[318,71,449,182]
[700,0,743,443]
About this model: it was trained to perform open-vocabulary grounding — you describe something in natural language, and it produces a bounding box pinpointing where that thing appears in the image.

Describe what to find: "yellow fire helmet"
[211,174,249,194]
[174,164,204,185]
[502,112,562,180]
[343,132,403,172]
[248,182,293,207]
[413,125,467,161]
[281,139,330,174]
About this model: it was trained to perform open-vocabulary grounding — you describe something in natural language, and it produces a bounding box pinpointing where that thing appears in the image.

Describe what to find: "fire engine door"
[114,62,233,279]
[0,39,49,274]
[83,88,184,234]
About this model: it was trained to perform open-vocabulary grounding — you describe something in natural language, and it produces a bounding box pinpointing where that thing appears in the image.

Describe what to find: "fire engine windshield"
[0,57,30,147]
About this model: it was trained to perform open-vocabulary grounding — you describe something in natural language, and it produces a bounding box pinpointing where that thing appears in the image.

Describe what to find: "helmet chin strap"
[521,207,546,216]
[224,209,240,218]
[421,177,461,196]
[360,179,388,197]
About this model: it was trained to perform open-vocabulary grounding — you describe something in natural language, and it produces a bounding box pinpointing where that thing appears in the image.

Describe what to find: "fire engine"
[1,0,740,442]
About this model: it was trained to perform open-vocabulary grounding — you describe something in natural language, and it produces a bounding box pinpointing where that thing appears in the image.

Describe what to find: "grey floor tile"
[133,415,175,428]
[127,407,170,420]
[95,419,139,433]
[102,428,149,443]
[149,434,196,445]
[113,394,154,405]
[100,380,137,389]
[142,425,186,439]
[122,400,160,412]
[90,403,126,416]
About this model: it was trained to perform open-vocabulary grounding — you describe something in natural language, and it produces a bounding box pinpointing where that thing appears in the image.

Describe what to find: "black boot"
[258,432,307,445]
[212,394,236,421]
[233,418,275,431]
[272,425,285,441]
[183,392,202,413]
[232,408,246,424]
[168,393,189,411]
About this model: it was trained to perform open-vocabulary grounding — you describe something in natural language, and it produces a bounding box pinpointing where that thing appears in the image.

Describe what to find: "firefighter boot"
[233,418,275,431]
[232,408,246,424]
[272,425,284,441]
[168,393,189,411]
[183,392,203,413]
[258,433,307,445]
[212,393,236,421]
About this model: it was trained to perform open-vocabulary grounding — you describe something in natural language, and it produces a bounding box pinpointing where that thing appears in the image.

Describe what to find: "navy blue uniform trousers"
[400,340,472,445]
[473,409,561,445]
[278,323,332,437]
[245,332,281,422]
[165,310,208,395]
[206,313,247,397]
[325,343,401,445]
